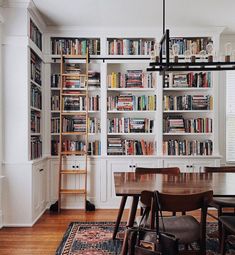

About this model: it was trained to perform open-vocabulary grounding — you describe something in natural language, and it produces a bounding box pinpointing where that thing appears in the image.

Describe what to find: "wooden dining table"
[113,172,235,239]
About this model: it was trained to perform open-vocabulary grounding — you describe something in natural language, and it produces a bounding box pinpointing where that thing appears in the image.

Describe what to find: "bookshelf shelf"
[163,110,212,113]
[163,133,212,136]
[31,106,41,112]
[108,110,156,113]
[163,88,212,91]
[107,88,156,92]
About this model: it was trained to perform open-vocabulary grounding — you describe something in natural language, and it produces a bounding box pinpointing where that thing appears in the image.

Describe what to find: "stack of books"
[163,116,185,133]
[88,71,100,87]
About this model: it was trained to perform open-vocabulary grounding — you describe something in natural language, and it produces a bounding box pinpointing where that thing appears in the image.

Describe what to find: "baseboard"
[0,210,3,229]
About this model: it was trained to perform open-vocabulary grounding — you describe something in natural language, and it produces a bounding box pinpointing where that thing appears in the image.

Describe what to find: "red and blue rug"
[56,221,235,255]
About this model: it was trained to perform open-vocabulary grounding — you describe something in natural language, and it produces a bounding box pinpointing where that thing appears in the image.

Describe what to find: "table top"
[114,172,235,197]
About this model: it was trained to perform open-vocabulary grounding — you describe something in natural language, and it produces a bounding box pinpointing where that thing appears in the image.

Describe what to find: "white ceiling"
[33,0,235,34]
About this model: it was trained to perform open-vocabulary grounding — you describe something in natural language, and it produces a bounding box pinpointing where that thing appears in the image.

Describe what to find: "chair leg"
[221,225,228,255]
[218,207,222,246]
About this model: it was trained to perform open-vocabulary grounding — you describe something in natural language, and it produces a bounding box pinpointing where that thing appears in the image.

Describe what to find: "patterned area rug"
[56,221,235,255]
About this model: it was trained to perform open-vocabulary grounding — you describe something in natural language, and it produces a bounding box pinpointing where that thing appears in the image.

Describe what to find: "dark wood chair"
[144,190,213,255]
[112,167,180,239]
[204,166,235,243]
[219,216,235,255]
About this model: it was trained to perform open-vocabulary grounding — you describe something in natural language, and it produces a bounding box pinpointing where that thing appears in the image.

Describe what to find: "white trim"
[0,210,3,228]
[3,0,30,8]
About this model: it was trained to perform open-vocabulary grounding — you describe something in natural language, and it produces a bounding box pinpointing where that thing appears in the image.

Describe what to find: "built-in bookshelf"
[50,60,101,156]
[30,19,42,50]
[30,49,42,160]
[51,38,100,55]
[163,69,214,156]
[107,38,155,55]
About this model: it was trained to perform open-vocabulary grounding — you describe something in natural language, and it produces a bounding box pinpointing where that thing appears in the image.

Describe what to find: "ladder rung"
[62,132,86,135]
[62,93,86,96]
[62,54,86,59]
[62,73,87,77]
[61,151,86,155]
[61,112,87,116]
[60,170,87,174]
[60,189,86,194]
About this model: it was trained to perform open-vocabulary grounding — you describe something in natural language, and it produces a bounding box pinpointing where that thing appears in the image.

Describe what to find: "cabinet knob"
[76,166,79,168]
[186,165,189,168]
[72,165,75,168]
[39,168,44,172]
[133,165,136,168]
[129,165,132,168]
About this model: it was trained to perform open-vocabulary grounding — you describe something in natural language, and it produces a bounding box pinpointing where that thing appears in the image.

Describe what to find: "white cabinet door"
[106,159,133,208]
[163,159,187,172]
[187,159,219,172]
[134,158,160,170]
[32,161,47,221]
[49,159,59,204]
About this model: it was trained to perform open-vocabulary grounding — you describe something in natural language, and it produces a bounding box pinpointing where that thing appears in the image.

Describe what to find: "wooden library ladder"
[58,49,89,212]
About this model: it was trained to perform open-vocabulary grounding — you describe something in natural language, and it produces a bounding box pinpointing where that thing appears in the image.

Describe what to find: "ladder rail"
[57,49,90,212]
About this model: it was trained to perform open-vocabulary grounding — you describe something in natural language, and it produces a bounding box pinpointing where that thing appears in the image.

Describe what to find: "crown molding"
[3,0,30,8]
[28,1,46,31]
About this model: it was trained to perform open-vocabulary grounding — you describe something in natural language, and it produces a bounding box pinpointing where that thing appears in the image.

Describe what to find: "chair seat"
[210,197,235,207]
[220,216,235,233]
[159,215,200,244]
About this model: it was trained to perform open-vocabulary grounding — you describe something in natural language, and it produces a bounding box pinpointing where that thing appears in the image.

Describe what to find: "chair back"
[156,190,213,212]
[135,167,180,175]
[204,166,235,173]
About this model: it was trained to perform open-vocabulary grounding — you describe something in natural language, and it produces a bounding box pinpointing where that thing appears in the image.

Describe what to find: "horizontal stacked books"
[30,19,42,50]
[107,70,155,88]
[107,38,155,55]
[51,38,100,55]
[63,95,100,111]
[107,94,156,111]
[31,51,41,85]
[51,117,60,133]
[165,72,212,88]
[31,136,42,160]
[163,139,213,156]
[31,112,40,133]
[108,118,154,133]
[88,71,100,87]
[62,140,100,155]
[163,95,213,111]
[51,140,59,156]
[163,116,213,133]
[169,37,212,55]
[107,138,154,155]
[51,74,60,88]
[31,85,42,109]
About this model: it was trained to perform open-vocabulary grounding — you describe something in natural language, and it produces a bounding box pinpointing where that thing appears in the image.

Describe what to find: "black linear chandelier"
[147,0,235,72]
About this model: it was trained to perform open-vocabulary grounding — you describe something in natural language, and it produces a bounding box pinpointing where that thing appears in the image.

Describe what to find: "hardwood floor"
[0,209,217,255]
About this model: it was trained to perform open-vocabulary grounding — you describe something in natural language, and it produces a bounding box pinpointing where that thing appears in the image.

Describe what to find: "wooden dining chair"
[112,167,180,240]
[144,190,213,255]
[219,216,235,255]
[204,166,235,243]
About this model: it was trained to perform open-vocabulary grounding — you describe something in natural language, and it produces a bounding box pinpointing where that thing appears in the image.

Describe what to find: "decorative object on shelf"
[148,0,235,72]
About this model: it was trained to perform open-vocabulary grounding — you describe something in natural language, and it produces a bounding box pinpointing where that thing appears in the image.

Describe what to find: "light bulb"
[184,50,191,63]
[200,50,207,62]
[225,42,232,62]
[190,42,198,62]
[206,42,214,62]
[172,43,180,62]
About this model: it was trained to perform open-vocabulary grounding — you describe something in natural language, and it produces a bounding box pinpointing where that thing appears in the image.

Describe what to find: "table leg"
[126,196,139,227]
[112,195,127,240]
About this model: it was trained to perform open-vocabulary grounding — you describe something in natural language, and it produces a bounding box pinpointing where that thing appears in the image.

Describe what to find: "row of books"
[51,71,100,88]
[163,116,213,133]
[169,37,212,55]
[62,117,100,133]
[51,38,100,55]
[165,72,212,88]
[163,139,213,156]
[108,118,154,133]
[107,94,156,111]
[31,111,41,133]
[107,138,154,155]
[31,86,42,109]
[61,140,101,155]
[107,38,154,55]
[63,95,100,111]
[31,50,41,85]
[51,94,60,111]
[30,19,42,50]
[107,71,156,88]
[31,136,42,160]
[163,95,213,111]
